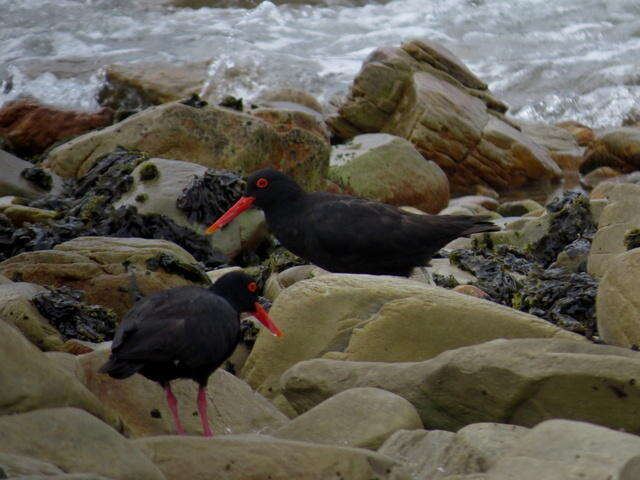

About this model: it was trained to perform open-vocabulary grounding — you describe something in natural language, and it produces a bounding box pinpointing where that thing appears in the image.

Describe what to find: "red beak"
[205,196,256,234]
[252,302,284,338]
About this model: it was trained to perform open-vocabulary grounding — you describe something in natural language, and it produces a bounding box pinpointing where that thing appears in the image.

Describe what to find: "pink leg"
[164,384,186,435]
[197,386,213,437]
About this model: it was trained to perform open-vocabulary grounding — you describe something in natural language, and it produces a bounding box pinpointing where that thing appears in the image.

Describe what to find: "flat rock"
[43,101,329,191]
[78,348,288,437]
[329,133,449,213]
[281,338,640,432]
[242,274,583,401]
[0,149,62,198]
[0,236,208,319]
[273,387,423,449]
[134,434,411,480]
[0,408,164,480]
[518,123,580,152]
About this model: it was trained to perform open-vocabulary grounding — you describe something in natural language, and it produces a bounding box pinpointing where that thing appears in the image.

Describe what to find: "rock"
[206,266,243,283]
[273,387,422,449]
[44,101,329,191]
[114,158,267,257]
[0,98,113,158]
[549,149,583,171]
[281,338,640,432]
[98,61,209,114]
[596,248,640,348]
[424,258,478,286]
[448,195,499,211]
[0,408,163,480]
[329,133,449,213]
[580,127,640,175]
[327,39,561,195]
[0,149,62,198]
[0,452,64,477]
[0,321,121,430]
[555,120,595,146]
[134,434,410,480]
[452,285,489,299]
[496,200,543,217]
[4,204,57,226]
[588,183,640,278]
[10,475,118,480]
[519,123,580,152]
[251,106,330,143]
[263,264,329,300]
[241,274,583,400]
[580,166,621,190]
[77,348,288,437]
[252,87,324,114]
[0,236,208,319]
[549,237,590,273]
[0,282,64,350]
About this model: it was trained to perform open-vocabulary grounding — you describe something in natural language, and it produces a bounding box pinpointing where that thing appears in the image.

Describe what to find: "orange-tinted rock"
[452,284,490,299]
[0,98,113,158]
[580,166,621,190]
[580,128,640,175]
[555,121,595,147]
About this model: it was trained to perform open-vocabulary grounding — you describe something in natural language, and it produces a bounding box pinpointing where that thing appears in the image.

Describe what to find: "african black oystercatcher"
[206,169,499,277]
[99,271,283,436]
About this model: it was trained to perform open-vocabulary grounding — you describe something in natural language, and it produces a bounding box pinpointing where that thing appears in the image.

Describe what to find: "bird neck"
[208,284,243,313]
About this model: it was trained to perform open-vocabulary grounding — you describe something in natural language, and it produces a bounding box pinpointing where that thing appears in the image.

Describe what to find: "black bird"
[98,271,283,436]
[206,168,499,277]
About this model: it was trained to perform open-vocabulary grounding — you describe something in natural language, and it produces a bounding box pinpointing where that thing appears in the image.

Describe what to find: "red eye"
[256,178,269,188]
[247,282,258,292]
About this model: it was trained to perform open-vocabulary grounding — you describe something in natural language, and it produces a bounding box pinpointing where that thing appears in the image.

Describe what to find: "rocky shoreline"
[2,35,640,480]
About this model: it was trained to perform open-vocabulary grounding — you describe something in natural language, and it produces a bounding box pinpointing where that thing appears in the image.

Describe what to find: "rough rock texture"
[0,408,163,480]
[114,158,267,257]
[251,106,330,143]
[252,87,324,114]
[241,274,583,401]
[0,98,113,158]
[134,434,411,480]
[1,150,63,199]
[273,387,423,449]
[329,133,449,213]
[327,39,561,194]
[0,236,208,319]
[0,321,121,430]
[588,183,640,278]
[580,127,640,175]
[78,348,288,437]
[281,338,640,432]
[44,101,329,191]
[0,282,64,350]
[555,120,595,147]
[596,248,640,348]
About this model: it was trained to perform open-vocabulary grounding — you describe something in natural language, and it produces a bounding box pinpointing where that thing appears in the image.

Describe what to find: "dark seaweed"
[180,93,208,108]
[219,95,243,111]
[624,228,640,251]
[21,166,52,191]
[145,252,210,284]
[33,286,118,342]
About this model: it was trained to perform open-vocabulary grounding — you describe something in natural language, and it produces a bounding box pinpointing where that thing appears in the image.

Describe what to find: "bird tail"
[461,215,500,236]
[98,356,142,379]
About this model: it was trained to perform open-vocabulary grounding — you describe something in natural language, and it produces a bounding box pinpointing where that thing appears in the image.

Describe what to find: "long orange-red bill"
[252,302,284,338]
[205,196,256,234]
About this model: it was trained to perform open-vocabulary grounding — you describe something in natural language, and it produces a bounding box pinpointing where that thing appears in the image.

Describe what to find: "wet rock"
[0,236,208,319]
[496,200,543,217]
[273,387,423,449]
[0,408,162,480]
[134,434,410,480]
[555,120,595,146]
[580,127,640,175]
[241,274,583,401]
[281,338,640,432]
[0,98,113,158]
[44,101,329,191]
[0,320,121,430]
[0,150,62,198]
[327,39,561,195]
[329,133,449,213]
[0,282,64,350]
[78,348,287,437]
[252,87,324,115]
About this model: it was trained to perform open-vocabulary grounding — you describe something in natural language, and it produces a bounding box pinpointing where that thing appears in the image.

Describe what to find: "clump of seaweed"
[33,286,118,342]
[21,166,52,191]
[145,252,210,284]
[624,228,640,251]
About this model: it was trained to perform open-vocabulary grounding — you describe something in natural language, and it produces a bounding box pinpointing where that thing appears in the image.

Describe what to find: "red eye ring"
[247,282,258,292]
[256,178,269,188]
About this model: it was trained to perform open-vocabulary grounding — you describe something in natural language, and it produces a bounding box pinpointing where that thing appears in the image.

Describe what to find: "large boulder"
[43,101,329,191]
[0,236,208,319]
[281,338,640,432]
[588,183,640,278]
[0,408,164,480]
[0,452,65,478]
[114,158,267,257]
[77,348,288,438]
[134,434,411,480]
[0,320,121,430]
[327,39,561,195]
[580,127,640,175]
[241,274,584,400]
[0,149,62,198]
[0,282,64,350]
[329,133,449,213]
[272,387,423,449]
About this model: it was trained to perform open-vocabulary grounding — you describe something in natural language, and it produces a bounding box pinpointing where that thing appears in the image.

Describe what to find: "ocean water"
[2,0,640,127]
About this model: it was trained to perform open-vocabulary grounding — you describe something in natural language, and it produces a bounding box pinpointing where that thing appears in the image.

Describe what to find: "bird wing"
[110,286,238,368]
